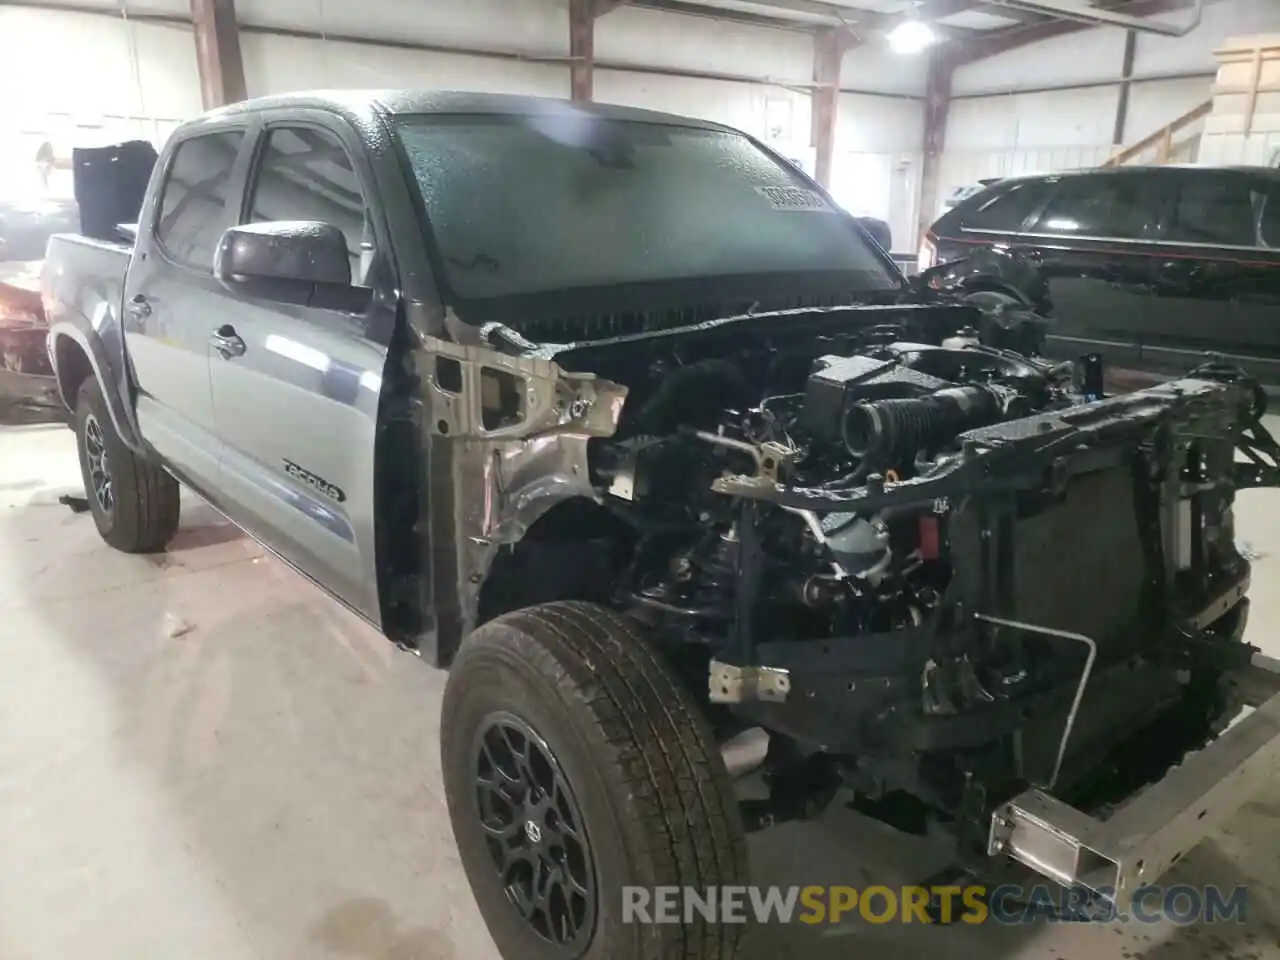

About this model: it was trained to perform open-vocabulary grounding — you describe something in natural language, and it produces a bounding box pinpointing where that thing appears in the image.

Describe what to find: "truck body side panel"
[42,234,143,449]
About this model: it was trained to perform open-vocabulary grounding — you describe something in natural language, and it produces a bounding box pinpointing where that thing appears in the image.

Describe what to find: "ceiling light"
[886,20,937,55]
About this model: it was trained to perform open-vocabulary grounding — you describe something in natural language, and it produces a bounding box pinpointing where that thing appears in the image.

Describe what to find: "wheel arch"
[474,495,636,635]
[49,325,144,450]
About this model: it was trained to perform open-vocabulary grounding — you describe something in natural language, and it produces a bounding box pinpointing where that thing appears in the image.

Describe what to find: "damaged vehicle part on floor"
[38,92,1280,959]
[0,274,59,415]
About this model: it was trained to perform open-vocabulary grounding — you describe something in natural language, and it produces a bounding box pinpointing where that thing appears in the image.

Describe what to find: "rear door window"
[1027,172,1168,241]
[154,131,245,270]
[1168,173,1259,248]
[957,179,1050,233]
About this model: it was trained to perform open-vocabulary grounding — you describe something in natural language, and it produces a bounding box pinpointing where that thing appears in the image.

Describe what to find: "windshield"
[394,111,900,302]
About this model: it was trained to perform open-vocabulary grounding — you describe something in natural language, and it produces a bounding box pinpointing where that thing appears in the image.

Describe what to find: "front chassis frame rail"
[986,653,1280,916]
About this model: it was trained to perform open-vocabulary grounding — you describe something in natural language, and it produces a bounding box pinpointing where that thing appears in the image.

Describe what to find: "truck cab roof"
[190,89,737,136]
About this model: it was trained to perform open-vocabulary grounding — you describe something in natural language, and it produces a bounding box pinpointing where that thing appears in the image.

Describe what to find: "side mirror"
[214,220,372,313]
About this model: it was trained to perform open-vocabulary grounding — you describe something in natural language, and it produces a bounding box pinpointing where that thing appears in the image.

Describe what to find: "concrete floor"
[2,419,1280,960]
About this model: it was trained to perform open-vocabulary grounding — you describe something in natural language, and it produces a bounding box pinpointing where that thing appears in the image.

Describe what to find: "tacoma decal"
[283,459,346,504]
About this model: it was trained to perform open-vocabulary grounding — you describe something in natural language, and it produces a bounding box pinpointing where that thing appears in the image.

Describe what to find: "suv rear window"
[1169,174,1258,247]
[1027,172,1166,241]
[955,179,1049,232]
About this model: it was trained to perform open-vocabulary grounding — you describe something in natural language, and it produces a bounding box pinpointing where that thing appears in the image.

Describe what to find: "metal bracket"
[976,613,1097,790]
[709,660,791,704]
[759,441,798,482]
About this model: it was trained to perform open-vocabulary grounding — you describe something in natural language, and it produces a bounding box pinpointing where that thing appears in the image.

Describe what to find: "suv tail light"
[917,237,937,273]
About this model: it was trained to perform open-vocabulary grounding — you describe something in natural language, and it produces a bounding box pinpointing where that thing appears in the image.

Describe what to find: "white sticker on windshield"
[755,185,831,211]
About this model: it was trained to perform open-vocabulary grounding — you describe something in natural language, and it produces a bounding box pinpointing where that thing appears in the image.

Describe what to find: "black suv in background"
[922,166,1280,383]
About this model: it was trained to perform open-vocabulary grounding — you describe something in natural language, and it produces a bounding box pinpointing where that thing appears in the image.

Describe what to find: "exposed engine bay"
[597,332,1084,633]
[476,299,1280,846]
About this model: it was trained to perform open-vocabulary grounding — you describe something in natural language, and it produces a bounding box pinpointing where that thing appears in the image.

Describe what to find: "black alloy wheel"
[474,711,596,951]
[442,601,749,960]
[82,411,114,515]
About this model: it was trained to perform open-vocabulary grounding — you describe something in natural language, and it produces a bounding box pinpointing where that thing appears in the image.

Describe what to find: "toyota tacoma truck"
[42,92,1280,959]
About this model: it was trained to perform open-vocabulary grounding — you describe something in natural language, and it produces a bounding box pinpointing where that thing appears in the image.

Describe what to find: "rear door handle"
[125,294,151,319]
[211,325,246,359]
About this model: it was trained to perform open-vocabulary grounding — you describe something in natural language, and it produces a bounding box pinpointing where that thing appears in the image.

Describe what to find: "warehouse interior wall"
[833,91,925,252]
[0,5,199,197]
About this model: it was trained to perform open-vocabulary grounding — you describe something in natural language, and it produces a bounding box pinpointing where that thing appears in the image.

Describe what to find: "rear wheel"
[441,601,749,960]
[74,377,180,552]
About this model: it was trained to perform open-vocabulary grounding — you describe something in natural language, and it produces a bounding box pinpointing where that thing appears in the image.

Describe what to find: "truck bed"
[40,233,135,414]
[44,232,133,293]
[43,233,133,336]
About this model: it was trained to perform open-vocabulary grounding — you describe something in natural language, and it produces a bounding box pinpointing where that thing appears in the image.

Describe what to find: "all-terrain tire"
[441,601,749,960]
[74,377,180,553]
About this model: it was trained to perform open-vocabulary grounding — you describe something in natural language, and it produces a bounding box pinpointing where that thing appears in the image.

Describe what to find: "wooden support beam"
[1112,29,1137,146]
[969,1,1054,25]
[191,0,246,109]
[567,0,625,102]
[956,0,1201,65]
[628,0,816,31]
[838,0,963,32]
[811,27,852,189]
[570,0,594,101]
[919,47,957,239]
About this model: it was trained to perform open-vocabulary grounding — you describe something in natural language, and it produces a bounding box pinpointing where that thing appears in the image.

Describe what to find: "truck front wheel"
[441,601,749,960]
[74,378,180,553]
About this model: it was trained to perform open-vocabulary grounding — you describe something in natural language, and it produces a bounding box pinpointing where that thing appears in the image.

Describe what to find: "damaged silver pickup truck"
[41,92,1280,959]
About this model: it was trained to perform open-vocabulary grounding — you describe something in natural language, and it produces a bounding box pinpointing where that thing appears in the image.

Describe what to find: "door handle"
[211,325,246,359]
[125,294,151,319]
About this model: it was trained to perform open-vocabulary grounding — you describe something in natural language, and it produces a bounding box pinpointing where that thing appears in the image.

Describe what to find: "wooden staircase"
[1102,99,1212,167]
[1105,36,1280,168]
[1197,36,1280,166]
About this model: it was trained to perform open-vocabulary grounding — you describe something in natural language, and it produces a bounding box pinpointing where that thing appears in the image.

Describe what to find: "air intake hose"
[843,386,999,466]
